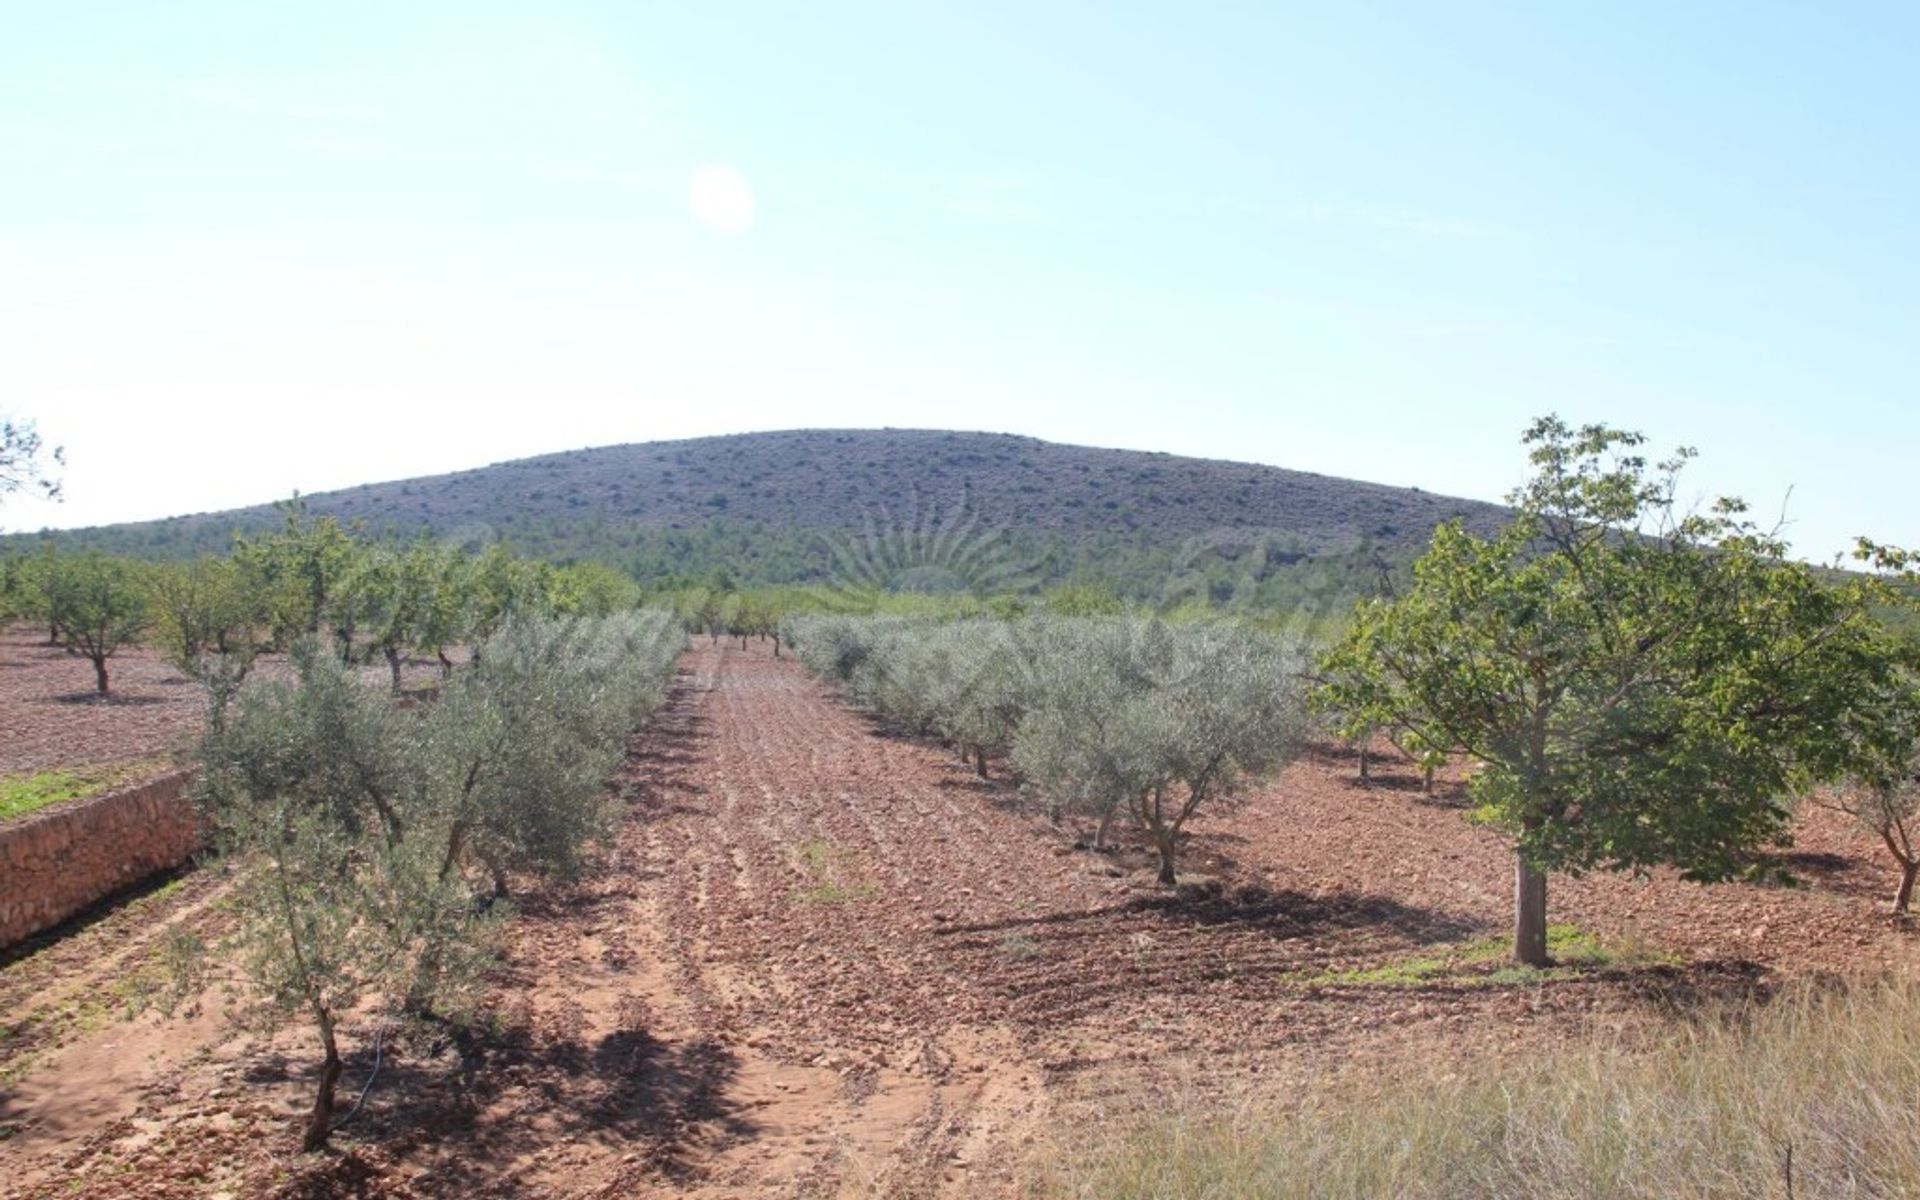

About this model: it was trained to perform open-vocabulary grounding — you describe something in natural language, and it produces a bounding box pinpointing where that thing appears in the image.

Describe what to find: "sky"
[2,2,1916,561]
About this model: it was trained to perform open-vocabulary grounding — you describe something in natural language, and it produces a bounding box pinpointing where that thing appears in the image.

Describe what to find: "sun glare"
[687,163,756,235]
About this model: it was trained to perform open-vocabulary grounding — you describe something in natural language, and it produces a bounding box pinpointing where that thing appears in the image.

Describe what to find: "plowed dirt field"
[2,640,1914,1198]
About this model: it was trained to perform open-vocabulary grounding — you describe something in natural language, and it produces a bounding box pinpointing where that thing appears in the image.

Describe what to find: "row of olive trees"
[795,418,1920,970]
[0,500,647,695]
[785,613,1313,885]
[189,609,685,1152]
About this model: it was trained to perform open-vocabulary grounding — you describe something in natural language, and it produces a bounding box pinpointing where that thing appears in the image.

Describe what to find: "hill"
[11,430,1510,603]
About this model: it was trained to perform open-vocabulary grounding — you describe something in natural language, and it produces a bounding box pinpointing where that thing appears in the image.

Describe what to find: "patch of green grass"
[789,839,877,904]
[796,838,833,873]
[0,760,167,822]
[1302,924,1671,989]
[795,881,879,905]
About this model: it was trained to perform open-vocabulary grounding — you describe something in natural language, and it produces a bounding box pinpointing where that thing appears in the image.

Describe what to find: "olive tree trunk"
[1155,838,1178,886]
[302,1007,343,1152]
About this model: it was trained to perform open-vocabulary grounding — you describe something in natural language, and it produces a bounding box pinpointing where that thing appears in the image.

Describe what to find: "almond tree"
[148,555,260,665]
[1319,418,1915,965]
[47,553,150,693]
[232,497,359,646]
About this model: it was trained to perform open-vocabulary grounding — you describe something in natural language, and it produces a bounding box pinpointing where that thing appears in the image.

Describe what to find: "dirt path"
[3,640,1916,1198]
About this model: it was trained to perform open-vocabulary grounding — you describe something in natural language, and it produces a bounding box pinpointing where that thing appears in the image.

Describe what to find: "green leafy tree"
[1318,418,1916,965]
[47,553,151,693]
[413,543,476,677]
[466,545,551,653]
[0,544,54,630]
[547,560,640,617]
[340,545,437,694]
[148,555,258,666]
[148,554,266,728]
[232,497,359,648]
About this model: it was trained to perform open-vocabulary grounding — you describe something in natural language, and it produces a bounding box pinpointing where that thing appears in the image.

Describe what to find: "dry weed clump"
[1043,973,1920,1199]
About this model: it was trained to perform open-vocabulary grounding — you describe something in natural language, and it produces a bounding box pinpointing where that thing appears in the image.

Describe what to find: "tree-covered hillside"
[7,430,1508,604]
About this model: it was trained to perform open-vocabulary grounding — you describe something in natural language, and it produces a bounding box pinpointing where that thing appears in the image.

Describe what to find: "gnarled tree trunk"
[302,1007,343,1152]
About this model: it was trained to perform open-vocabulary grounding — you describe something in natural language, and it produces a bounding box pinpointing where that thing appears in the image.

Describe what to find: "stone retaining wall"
[0,768,202,948]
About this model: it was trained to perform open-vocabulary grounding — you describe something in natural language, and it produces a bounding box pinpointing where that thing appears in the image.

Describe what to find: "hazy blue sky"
[3,3,1915,559]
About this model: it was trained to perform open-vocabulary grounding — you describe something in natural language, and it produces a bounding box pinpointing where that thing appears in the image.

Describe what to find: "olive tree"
[195,642,475,1152]
[429,610,685,900]
[1015,619,1310,883]
[193,611,686,1152]
[1013,618,1159,846]
[932,622,1029,777]
[1319,418,1915,966]
[791,612,1311,884]
[1129,622,1311,884]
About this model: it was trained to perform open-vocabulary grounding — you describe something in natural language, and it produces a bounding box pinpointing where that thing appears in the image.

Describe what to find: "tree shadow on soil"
[244,1011,754,1195]
[618,677,715,803]
[938,884,1487,951]
[1767,849,1888,903]
[46,691,171,707]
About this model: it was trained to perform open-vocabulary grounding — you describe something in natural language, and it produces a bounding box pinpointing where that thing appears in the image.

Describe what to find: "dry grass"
[1041,974,1920,1199]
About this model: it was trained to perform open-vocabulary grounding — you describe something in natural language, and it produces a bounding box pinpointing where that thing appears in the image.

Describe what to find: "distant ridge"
[15,429,1510,588]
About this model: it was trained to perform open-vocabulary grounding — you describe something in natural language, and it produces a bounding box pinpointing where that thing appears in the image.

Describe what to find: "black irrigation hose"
[330,1025,387,1132]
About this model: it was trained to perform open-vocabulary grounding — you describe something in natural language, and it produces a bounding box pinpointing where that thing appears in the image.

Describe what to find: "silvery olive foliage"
[192,610,685,1151]
[785,613,1313,884]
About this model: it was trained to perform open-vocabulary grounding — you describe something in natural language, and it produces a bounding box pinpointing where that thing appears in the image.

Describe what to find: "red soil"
[0,640,1913,1198]
[0,626,458,778]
